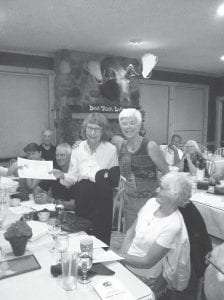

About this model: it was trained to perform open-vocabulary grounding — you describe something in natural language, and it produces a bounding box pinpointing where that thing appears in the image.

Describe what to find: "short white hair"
[56,143,72,155]
[161,172,192,206]
[184,140,200,153]
[119,108,142,125]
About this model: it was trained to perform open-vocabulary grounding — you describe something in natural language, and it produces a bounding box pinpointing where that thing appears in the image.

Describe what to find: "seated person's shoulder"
[159,144,168,151]
[147,141,161,154]
[139,197,158,214]
[147,140,158,149]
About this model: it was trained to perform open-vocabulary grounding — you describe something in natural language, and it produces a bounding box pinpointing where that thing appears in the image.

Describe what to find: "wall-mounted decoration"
[54,50,141,143]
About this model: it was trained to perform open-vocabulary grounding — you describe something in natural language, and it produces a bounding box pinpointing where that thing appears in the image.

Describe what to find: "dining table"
[0,200,154,300]
[191,189,224,240]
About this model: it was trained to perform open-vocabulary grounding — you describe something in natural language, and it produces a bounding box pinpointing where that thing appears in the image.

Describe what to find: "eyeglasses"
[86,125,102,133]
[205,252,224,275]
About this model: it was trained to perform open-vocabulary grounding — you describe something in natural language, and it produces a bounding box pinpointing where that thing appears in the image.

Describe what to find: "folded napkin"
[197,181,209,190]
[214,186,224,195]
[50,263,115,277]
[26,221,49,241]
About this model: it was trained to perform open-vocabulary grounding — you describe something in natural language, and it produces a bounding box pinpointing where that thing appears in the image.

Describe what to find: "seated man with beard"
[33,143,77,210]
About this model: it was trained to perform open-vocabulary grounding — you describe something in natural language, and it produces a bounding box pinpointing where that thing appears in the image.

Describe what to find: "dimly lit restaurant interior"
[0,1,224,300]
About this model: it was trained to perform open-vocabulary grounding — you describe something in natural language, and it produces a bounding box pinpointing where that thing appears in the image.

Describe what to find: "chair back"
[112,176,126,233]
[214,147,224,158]
[198,143,208,154]
[206,159,216,177]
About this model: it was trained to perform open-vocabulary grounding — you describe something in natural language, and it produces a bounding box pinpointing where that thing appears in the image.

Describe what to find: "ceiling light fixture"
[220,55,224,61]
[141,53,158,78]
[217,3,224,16]
[129,39,143,45]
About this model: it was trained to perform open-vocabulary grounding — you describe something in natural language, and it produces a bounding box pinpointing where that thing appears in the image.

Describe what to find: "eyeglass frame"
[86,125,102,133]
[205,252,224,276]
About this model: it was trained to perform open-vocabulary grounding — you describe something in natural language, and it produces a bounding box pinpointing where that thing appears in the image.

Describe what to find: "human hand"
[50,169,65,180]
[72,140,82,150]
[7,162,23,176]
[78,174,89,181]
[183,153,190,160]
[34,192,49,204]
[168,144,177,151]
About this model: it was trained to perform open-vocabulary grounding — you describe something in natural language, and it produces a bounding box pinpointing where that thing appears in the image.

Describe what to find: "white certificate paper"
[17,157,56,180]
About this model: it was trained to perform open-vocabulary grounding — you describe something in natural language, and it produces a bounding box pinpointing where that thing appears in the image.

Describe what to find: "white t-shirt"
[61,140,118,186]
[160,145,183,166]
[127,198,183,278]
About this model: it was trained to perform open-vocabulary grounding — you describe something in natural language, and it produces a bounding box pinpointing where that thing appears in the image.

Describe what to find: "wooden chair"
[198,143,208,155]
[110,177,126,251]
[206,159,216,177]
[214,147,224,157]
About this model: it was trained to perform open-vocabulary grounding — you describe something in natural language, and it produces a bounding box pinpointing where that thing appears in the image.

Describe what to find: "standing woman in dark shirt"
[177,140,207,176]
[112,108,169,231]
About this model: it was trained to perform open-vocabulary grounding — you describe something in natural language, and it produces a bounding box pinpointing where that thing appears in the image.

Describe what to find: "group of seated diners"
[1,109,224,299]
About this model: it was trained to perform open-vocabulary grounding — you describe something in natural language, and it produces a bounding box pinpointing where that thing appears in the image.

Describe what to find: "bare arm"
[120,220,137,254]
[111,135,124,153]
[169,144,181,165]
[59,151,79,187]
[177,153,197,175]
[122,241,170,269]
[33,185,53,204]
[26,178,41,190]
[147,141,169,175]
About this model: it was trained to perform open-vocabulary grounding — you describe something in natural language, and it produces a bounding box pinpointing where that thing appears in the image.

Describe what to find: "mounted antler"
[83,60,103,83]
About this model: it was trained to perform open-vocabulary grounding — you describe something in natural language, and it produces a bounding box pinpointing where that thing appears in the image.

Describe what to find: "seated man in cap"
[17,143,43,200]
[33,143,77,211]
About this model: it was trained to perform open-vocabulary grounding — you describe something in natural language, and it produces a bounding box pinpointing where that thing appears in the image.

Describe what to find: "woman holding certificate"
[53,113,120,245]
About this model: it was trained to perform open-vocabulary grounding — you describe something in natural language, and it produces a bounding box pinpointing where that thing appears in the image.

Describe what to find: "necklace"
[127,136,143,153]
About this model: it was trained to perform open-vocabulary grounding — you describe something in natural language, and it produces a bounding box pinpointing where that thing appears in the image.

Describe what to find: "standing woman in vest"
[112,108,169,231]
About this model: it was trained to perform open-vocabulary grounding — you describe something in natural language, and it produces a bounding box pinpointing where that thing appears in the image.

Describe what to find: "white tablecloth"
[0,206,154,300]
[213,158,224,176]
[191,190,224,240]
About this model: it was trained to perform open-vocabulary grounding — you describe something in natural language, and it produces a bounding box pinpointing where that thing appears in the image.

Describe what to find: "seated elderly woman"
[119,172,191,296]
[177,140,207,176]
[204,243,224,300]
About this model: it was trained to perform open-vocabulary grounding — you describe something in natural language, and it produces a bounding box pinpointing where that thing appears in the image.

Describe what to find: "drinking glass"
[55,203,64,224]
[48,219,61,253]
[55,232,69,254]
[0,187,8,203]
[78,250,93,284]
[62,251,78,291]
[80,237,93,254]
[0,205,7,229]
